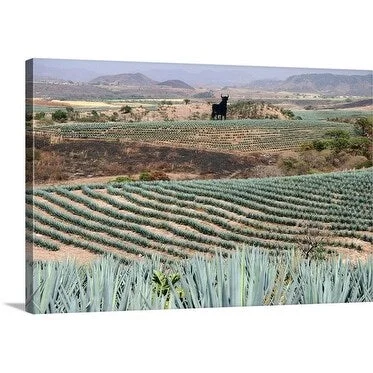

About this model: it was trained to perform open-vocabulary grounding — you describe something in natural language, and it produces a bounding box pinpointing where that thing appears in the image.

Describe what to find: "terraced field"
[26,169,373,263]
[32,119,355,153]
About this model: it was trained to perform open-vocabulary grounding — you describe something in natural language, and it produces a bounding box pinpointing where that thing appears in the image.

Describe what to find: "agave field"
[28,249,373,313]
[293,109,370,121]
[32,119,355,152]
[26,169,373,263]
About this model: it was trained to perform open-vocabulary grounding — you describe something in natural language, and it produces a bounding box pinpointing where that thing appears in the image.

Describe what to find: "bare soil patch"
[32,244,100,264]
[27,134,280,185]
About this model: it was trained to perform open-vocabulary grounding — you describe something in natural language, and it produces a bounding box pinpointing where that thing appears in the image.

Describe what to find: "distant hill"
[324,98,373,110]
[250,73,372,96]
[33,62,98,82]
[157,79,194,89]
[280,73,372,95]
[192,90,215,99]
[89,73,195,91]
[32,81,197,100]
[90,73,157,86]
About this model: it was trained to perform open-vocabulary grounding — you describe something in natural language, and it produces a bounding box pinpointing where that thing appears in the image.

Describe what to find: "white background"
[0,1,372,372]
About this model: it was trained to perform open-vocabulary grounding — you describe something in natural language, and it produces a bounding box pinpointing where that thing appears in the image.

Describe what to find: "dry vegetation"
[26,134,281,185]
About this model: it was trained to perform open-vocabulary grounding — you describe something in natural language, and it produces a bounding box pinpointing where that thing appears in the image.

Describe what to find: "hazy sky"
[32,58,372,86]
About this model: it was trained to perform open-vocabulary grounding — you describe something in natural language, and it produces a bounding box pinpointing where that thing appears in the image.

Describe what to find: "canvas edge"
[25,58,34,314]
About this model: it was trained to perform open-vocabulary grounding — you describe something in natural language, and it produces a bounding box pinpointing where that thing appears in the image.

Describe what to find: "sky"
[32,58,372,86]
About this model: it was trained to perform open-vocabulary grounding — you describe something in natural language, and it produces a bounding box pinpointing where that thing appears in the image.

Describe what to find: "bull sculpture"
[211,94,229,120]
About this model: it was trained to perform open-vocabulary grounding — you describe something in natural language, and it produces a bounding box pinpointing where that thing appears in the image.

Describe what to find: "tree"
[332,137,350,153]
[323,129,350,152]
[312,139,329,151]
[184,99,190,105]
[120,105,132,114]
[297,224,330,260]
[139,171,152,181]
[52,110,68,122]
[348,137,371,157]
[65,106,76,120]
[91,110,99,118]
[324,129,350,139]
[34,112,45,120]
[355,117,373,138]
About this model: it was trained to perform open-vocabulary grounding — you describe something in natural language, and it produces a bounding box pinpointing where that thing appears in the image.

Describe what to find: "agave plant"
[28,248,373,314]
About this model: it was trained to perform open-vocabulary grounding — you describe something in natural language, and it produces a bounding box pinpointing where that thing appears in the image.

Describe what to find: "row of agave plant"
[106,183,367,247]
[33,188,234,255]
[38,118,354,129]
[34,118,354,153]
[74,185,358,251]
[154,178,371,228]
[27,248,373,314]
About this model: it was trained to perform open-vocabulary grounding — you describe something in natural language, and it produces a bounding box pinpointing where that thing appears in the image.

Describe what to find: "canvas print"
[25,58,372,314]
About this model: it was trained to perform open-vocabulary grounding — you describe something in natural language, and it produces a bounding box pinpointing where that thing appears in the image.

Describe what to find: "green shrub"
[324,129,350,139]
[348,137,371,156]
[300,142,314,151]
[52,110,68,122]
[120,105,132,114]
[280,108,295,119]
[331,137,350,153]
[34,112,45,120]
[139,171,152,181]
[312,139,329,151]
[355,117,373,138]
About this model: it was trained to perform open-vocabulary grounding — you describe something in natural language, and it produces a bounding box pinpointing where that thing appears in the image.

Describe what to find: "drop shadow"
[5,302,25,311]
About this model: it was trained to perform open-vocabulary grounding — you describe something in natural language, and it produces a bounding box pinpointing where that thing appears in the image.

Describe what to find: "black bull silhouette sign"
[211,95,229,120]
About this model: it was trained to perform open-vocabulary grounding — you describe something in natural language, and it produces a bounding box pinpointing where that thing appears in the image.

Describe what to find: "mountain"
[157,80,194,89]
[280,73,372,95]
[33,59,371,88]
[33,73,197,100]
[89,73,157,86]
[249,79,282,89]
[33,63,98,82]
[250,73,372,96]
[89,73,195,90]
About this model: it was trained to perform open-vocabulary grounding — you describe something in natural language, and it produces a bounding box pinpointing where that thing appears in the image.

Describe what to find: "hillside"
[32,81,197,99]
[89,73,195,91]
[32,70,372,100]
[157,79,194,89]
[90,72,157,86]
[228,101,297,120]
[33,82,121,100]
[250,73,372,96]
[27,169,373,263]
[32,119,355,154]
[33,72,196,99]
[281,73,372,95]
